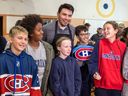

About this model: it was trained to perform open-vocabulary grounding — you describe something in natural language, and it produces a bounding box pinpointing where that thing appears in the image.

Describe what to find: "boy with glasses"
[73,25,94,96]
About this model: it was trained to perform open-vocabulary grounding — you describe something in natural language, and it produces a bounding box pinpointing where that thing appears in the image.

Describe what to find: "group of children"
[0,14,128,96]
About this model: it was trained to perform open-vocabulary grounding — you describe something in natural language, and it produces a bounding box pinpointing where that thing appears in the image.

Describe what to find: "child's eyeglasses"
[79,33,90,36]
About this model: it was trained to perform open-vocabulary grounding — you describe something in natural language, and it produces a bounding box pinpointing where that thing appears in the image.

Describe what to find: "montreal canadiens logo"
[4,74,30,93]
[73,45,94,61]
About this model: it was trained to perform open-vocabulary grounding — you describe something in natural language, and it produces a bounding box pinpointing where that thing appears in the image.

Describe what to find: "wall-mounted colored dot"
[103,3,108,9]
[96,0,115,18]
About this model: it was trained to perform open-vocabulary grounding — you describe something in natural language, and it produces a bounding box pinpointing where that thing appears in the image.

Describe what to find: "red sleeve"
[30,88,42,96]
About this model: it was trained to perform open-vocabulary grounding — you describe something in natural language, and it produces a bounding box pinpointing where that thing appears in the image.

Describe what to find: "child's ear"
[115,29,118,34]
[57,46,60,51]
[75,36,80,42]
[9,38,13,43]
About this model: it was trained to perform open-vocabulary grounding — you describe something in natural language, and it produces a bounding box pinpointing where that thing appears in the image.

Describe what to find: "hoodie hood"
[103,38,120,44]
[0,49,41,95]
[5,49,26,94]
[5,48,26,58]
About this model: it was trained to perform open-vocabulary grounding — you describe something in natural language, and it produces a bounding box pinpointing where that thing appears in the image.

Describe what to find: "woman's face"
[31,23,43,42]
[103,23,118,40]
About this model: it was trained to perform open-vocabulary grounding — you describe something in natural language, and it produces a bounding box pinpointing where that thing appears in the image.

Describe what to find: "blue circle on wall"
[103,3,108,9]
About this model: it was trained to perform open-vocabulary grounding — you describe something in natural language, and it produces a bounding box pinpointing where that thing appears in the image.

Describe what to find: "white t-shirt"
[26,41,46,85]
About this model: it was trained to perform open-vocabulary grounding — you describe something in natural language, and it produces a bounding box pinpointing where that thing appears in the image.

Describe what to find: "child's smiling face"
[78,31,90,44]
[10,32,28,55]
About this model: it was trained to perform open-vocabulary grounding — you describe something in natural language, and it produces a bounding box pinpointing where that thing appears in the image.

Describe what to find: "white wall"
[0,0,128,35]
[0,0,128,20]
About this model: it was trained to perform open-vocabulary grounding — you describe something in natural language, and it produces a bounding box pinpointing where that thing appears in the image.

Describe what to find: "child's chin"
[67,53,70,56]
[20,48,25,51]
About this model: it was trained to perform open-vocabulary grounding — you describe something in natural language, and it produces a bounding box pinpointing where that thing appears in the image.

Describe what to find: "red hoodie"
[93,38,126,90]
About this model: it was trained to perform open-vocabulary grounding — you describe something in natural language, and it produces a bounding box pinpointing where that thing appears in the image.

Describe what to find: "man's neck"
[58,22,67,30]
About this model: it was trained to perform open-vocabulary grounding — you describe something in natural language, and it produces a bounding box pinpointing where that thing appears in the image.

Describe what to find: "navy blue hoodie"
[0,49,41,95]
[49,56,81,96]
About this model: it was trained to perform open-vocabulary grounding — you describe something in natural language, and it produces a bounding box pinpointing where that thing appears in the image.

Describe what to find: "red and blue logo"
[73,45,94,61]
[4,74,31,93]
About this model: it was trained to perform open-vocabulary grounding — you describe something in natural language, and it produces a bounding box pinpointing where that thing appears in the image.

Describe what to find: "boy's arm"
[49,60,67,96]
[30,58,42,96]
[74,60,81,96]
[88,42,99,77]
[123,48,128,80]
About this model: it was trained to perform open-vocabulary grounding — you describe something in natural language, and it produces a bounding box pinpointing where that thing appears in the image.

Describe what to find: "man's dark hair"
[20,14,43,39]
[75,25,88,36]
[58,3,74,14]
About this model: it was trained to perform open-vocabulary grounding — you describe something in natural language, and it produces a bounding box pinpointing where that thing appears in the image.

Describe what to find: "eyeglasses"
[79,33,90,36]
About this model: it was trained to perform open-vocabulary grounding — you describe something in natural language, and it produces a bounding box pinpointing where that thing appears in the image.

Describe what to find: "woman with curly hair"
[20,14,54,96]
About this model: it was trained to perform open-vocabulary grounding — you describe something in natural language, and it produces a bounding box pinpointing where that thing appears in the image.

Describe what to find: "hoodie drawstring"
[13,57,17,94]
[13,56,26,94]
[19,57,26,85]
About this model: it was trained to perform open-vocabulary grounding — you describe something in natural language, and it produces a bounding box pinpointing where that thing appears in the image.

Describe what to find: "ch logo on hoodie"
[4,74,32,93]
[73,45,94,61]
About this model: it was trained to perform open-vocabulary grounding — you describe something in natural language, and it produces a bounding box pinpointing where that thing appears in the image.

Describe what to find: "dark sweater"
[49,56,81,96]
[0,36,7,53]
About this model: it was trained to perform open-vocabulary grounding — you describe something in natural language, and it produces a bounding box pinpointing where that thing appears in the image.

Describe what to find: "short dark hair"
[97,27,102,33]
[84,23,91,27]
[20,14,43,39]
[123,27,128,38]
[58,3,74,14]
[75,25,88,36]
